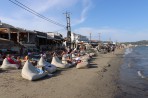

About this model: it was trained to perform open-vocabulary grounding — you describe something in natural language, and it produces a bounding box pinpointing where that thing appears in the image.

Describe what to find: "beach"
[0,48,124,98]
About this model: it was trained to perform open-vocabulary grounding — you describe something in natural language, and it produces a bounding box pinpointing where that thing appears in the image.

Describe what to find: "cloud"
[0,16,66,32]
[27,0,93,26]
[25,0,79,13]
[73,27,148,42]
[1,0,73,32]
[1,0,93,39]
[5,0,92,28]
[6,0,91,24]
[72,0,93,25]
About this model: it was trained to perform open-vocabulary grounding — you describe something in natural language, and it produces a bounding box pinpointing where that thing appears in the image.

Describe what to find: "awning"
[35,31,47,38]
[37,35,46,38]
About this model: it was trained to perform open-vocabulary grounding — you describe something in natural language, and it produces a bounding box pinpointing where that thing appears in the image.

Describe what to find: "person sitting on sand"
[16,56,22,68]
[7,54,16,64]
[74,53,81,64]
[6,54,21,68]
[62,51,73,63]
[24,55,29,61]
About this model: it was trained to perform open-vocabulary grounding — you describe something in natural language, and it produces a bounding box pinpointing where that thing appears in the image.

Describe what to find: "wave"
[137,71,145,78]
[124,48,133,56]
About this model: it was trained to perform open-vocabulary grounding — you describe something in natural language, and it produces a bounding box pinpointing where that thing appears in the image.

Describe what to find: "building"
[70,33,89,48]
[0,22,64,53]
[71,33,89,43]
[47,32,64,50]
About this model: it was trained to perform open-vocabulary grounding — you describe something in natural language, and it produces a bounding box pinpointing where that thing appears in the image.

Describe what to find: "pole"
[8,29,11,40]
[27,32,30,43]
[0,20,2,25]
[98,33,101,42]
[63,11,71,48]
[89,32,91,44]
[17,31,19,43]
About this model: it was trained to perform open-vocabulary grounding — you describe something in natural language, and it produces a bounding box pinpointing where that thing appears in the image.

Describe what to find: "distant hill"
[123,40,148,45]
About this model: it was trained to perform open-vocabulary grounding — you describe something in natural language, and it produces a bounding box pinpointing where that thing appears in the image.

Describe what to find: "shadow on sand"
[89,63,98,68]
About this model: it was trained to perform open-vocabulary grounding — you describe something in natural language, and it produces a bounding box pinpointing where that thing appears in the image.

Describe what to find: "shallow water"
[119,46,148,98]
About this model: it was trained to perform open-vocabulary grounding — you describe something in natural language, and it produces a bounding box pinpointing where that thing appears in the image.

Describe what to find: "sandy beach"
[0,49,124,98]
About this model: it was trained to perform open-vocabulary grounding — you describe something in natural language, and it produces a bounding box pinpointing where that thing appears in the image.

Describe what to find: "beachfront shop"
[35,31,47,51]
[47,32,64,50]
[0,23,65,53]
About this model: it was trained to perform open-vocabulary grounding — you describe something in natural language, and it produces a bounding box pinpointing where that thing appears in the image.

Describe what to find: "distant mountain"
[123,40,148,45]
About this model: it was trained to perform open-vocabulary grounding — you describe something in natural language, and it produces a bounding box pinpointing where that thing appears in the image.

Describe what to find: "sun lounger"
[62,55,76,67]
[51,56,70,68]
[37,57,57,73]
[22,60,47,81]
[76,61,89,69]
[0,58,19,69]
[89,53,95,57]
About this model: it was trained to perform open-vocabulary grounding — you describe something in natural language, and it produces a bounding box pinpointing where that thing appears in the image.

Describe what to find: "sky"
[1,0,148,42]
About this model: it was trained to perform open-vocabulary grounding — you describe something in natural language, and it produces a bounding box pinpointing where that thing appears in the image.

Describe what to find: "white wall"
[71,33,89,43]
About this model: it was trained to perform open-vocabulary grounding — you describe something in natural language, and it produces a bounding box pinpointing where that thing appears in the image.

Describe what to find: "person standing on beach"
[111,45,116,54]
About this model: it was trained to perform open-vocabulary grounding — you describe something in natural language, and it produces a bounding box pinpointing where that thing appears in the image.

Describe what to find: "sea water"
[119,46,148,98]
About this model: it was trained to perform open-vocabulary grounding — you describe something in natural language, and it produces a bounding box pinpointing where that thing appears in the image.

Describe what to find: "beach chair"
[51,56,70,68]
[0,58,19,69]
[81,54,91,62]
[89,53,95,57]
[62,54,75,67]
[37,56,57,73]
[76,61,89,69]
[21,60,47,81]
[72,53,76,59]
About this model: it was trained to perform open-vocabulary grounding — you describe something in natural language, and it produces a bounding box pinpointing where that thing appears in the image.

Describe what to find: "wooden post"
[27,32,30,43]
[17,31,19,43]
[8,29,11,40]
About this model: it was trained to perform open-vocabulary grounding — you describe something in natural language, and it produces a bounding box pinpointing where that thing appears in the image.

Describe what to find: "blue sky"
[1,0,148,42]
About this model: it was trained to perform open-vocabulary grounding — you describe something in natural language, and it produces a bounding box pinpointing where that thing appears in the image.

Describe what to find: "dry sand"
[0,49,125,98]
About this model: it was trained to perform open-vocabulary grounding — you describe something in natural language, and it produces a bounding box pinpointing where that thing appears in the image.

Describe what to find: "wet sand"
[0,49,124,98]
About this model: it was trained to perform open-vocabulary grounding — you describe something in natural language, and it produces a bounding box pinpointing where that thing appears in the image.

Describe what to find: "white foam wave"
[124,48,133,56]
[137,71,145,78]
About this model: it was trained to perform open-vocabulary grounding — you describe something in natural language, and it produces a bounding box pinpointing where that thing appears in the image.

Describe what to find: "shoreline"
[77,48,125,98]
[0,48,125,98]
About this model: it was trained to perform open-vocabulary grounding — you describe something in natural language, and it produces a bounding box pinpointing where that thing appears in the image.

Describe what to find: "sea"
[118,46,148,98]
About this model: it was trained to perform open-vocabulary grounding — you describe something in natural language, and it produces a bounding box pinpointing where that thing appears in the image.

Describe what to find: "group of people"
[6,54,22,68]
[0,44,90,70]
[97,43,116,54]
[61,47,85,65]
[0,54,31,69]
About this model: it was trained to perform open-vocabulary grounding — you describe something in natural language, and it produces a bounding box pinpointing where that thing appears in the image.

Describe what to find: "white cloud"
[5,0,92,25]
[1,0,94,38]
[0,16,65,32]
[2,15,148,42]
[72,0,93,25]
[30,0,93,26]
[3,0,92,29]
[25,0,79,13]
[73,27,148,42]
